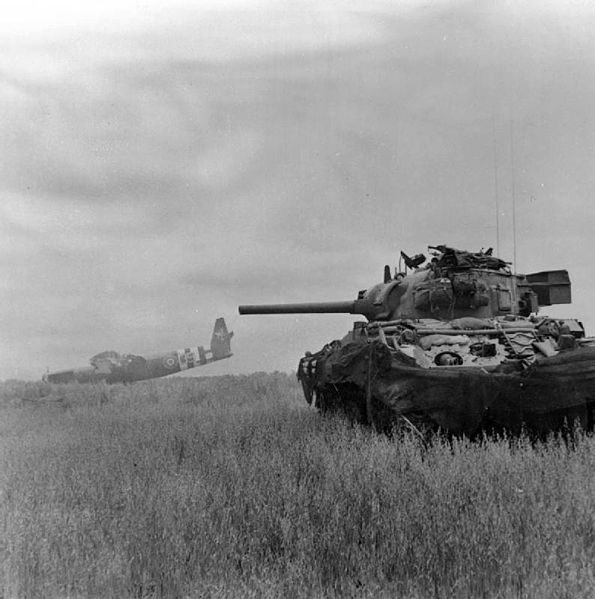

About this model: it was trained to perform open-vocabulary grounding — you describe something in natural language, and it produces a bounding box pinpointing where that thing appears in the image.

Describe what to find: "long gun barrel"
[239,301,357,315]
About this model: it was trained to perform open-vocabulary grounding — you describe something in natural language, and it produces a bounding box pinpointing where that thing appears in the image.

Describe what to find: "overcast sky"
[2,0,595,380]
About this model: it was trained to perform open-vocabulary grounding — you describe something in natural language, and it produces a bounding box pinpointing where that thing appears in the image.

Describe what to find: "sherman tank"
[239,245,595,436]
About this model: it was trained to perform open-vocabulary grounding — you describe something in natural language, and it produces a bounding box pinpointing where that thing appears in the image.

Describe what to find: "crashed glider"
[44,318,233,384]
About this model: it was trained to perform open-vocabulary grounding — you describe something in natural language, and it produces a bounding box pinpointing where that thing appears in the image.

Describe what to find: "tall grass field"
[1,373,594,598]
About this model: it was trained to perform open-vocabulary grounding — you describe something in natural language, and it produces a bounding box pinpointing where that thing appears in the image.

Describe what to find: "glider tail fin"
[210,318,233,360]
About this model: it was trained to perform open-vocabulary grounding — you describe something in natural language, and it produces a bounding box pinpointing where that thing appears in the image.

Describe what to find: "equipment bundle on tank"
[240,245,595,436]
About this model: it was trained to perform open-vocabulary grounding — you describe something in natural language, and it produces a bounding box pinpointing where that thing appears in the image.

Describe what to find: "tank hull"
[298,340,595,436]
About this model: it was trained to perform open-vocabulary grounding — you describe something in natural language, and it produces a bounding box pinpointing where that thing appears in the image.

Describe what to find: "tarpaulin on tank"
[371,343,595,434]
[433,246,508,271]
[327,341,392,382]
[300,335,595,435]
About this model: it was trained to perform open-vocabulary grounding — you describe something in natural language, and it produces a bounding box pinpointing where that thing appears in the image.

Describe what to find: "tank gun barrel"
[239,301,357,315]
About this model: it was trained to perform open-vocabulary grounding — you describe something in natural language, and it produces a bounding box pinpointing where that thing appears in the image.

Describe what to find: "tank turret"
[239,245,571,322]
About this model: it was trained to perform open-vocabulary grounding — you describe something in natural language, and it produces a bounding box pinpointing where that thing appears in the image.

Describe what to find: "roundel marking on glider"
[163,356,177,369]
